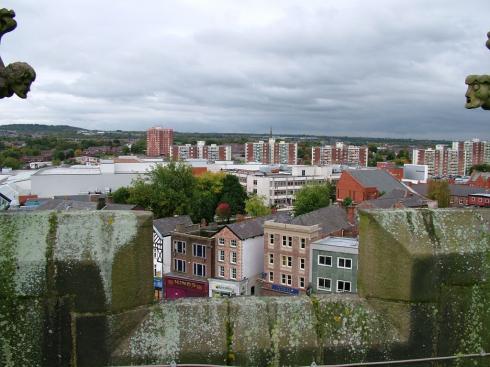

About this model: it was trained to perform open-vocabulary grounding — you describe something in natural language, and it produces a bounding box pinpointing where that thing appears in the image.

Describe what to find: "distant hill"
[0,124,88,134]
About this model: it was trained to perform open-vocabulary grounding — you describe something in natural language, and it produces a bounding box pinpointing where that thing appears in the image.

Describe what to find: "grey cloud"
[1,0,489,139]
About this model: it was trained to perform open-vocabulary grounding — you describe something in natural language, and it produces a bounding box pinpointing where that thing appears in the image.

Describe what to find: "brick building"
[336,169,408,204]
[468,171,490,189]
[261,206,354,296]
[147,127,173,157]
[245,138,297,165]
[171,141,231,161]
[412,182,490,207]
[312,142,368,167]
[209,214,287,297]
[164,224,220,298]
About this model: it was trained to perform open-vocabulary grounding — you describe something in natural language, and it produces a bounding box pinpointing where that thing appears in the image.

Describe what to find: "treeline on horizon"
[0,123,451,146]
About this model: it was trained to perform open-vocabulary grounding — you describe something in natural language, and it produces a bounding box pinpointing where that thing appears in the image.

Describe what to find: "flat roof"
[311,236,358,249]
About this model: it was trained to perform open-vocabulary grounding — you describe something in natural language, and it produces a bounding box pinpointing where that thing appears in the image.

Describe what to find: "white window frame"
[337,280,352,293]
[288,236,292,247]
[230,251,237,264]
[192,243,206,258]
[174,240,186,254]
[218,265,225,277]
[300,238,306,249]
[269,271,274,282]
[269,233,274,245]
[299,277,305,289]
[286,274,292,286]
[282,235,287,247]
[218,250,225,262]
[230,267,237,280]
[174,259,186,273]
[269,253,274,264]
[300,258,305,270]
[193,263,206,277]
[318,255,332,267]
[218,237,225,245]
[317,277,331,291]
[337,257,352,269]
[230,239,237,247]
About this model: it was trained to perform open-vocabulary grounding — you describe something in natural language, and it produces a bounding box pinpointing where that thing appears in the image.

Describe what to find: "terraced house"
[261,206,354,296]
[210,213,289,297]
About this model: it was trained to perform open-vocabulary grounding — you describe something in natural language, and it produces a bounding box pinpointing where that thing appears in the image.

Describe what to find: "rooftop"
[311,236,359,249]
[347,169,407,193]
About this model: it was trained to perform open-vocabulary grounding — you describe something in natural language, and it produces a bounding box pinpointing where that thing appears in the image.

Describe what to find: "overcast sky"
[1,0,489,139]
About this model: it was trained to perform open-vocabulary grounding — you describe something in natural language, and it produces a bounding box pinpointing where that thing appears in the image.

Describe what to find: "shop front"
[260,281,301,296]
[208,278,246,297]
[164,274,209,299]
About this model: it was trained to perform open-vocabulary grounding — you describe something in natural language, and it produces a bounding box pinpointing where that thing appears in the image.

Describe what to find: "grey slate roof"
[358,189,428,209]
[271,206,352,234]
[153,215,193,237]
[225,212,292,240]
[103,203,139,210]
[412,183,489,197]
[289,205,353,234]
[34,199,98,211]
[347,169,407,193]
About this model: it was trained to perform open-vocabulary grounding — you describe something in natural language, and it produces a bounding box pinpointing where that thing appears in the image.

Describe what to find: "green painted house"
[309,236,358,294]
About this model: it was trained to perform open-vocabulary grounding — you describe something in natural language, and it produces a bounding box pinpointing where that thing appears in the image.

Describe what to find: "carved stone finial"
[465,32,490,110]
[0,8,36,99]
[0,62,36,99]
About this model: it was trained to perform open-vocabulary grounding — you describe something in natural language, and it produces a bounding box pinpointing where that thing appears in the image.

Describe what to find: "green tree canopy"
[469,163,490,174]
[219,174,247,215]
[427,180,451,208]
[245,194,271,217]
[111,186,130,204]
[126,162,196,218]
[293,183,331,216]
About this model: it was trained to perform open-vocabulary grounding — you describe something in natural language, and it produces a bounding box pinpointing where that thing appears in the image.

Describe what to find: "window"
[318,255,332,266]
[269,253,274,264]
[230,239,237,247]
[218,250,225,262]
[230,252,237,264]
[288,236,292,247]
[193,244,206,258]
[218,238,225,245]
[282,256,292,267]
[302,169,306,176]
[337,280,352,293]
[269,271,274,282]
[300,238,306,249]
[281,274,292,285]
[230,267,237,279]
[193,263,206,277]
[337,257,352,269]
[282,236,287,247]
[219,266,225,277]
[269,233,274,245]
[174,240,186,254]
[317,277,331,291]
[300,258,305,270]
[174,259,186,273]
[299,277,305,288]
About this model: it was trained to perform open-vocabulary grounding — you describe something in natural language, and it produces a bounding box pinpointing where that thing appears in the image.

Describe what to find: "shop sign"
[153,277,163,289]
[167,278,205,291]
[271,284,299,295]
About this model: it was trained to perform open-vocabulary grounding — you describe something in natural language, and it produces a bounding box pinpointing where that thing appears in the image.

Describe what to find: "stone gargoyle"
[465,31,490,110]
[0,8,36,99]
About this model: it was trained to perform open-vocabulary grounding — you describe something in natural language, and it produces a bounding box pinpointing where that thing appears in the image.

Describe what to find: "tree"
[111,186,130,204]
[126,162,196,218]
[131,139,146,154]
[2,157,21,169]
[342,197,353,207]
[190,172,226,223]
[427,180,451,208]
[219,175,247,215]
[215,202,231,223]
[245,195,271,217]
[293,183,330,216]
[469,163,490,174]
